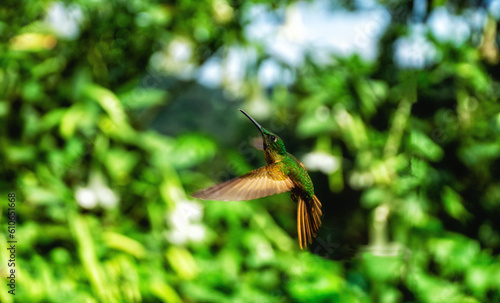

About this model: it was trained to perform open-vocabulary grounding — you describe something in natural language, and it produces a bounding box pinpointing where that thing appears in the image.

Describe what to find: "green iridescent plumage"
[192,109,322,249]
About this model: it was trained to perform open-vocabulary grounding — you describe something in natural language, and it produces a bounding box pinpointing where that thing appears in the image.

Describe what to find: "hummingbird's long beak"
[239,109,264,136]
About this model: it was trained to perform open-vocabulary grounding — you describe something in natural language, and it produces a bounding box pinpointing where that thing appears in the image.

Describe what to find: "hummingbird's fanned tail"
[312,195,323,220]
[191,164,294,201]
[297,195,322,249]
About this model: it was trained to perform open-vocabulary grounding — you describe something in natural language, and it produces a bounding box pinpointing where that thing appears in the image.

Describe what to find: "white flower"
[302,152,340,174]
[75,173,119,209]
[165,200,206,245]
[95,186,119,209]
[75,187,98,209]
[150,37,196,79]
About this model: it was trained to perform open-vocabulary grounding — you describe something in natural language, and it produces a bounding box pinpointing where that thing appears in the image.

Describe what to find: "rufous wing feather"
[191,164,294,201]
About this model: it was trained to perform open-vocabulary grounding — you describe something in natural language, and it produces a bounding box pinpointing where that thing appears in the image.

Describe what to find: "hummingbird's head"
[239,109,287,155]
[261,128,286,155]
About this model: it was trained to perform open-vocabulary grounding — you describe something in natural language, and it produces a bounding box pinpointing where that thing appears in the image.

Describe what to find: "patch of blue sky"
[199,0,390,88]
[488,0,500,19]
[197,0,489,85]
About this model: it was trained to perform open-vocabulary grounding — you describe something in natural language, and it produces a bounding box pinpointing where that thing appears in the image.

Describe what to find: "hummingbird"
[192,109,322,249]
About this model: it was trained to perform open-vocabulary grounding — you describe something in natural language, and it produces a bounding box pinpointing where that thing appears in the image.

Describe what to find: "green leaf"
[442,186,471,222]
[409,130,444,162]
[119,88,168,110]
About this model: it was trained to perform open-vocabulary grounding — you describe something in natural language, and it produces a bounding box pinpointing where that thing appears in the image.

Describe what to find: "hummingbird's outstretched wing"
[191,164,294,201]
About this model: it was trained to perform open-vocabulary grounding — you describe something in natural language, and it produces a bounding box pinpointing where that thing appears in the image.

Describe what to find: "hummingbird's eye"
[269,135,276,142]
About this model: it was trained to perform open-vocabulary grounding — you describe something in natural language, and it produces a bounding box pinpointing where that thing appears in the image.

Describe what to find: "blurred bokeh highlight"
[1,0,500,302]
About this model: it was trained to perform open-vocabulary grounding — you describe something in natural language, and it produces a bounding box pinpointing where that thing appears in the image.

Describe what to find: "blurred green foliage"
[1,0,500,302]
